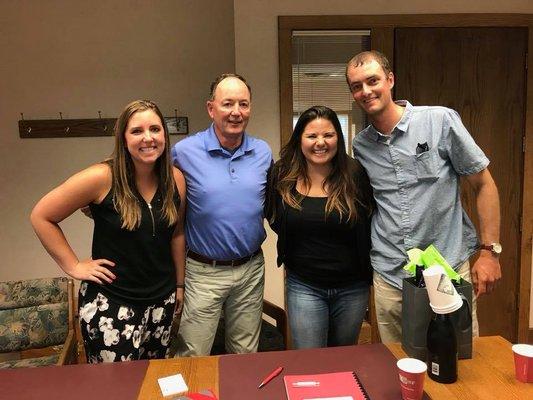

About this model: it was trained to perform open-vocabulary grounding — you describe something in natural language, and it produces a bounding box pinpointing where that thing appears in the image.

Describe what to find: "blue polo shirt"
[353,101,489,289]
[171,124,272,260]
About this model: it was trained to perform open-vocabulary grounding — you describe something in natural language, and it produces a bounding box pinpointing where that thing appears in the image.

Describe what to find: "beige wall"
[2,0,532,328]
[0,0,235,281]
[233,0,533,322]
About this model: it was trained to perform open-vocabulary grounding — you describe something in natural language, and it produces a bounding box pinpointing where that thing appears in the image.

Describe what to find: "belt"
[187,249,261,267]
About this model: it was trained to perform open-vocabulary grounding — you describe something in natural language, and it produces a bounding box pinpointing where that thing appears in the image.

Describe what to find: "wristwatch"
[479,242,502,256]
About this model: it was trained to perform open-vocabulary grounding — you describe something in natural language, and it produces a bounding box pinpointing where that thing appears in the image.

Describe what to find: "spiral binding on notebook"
[352,371,370,400]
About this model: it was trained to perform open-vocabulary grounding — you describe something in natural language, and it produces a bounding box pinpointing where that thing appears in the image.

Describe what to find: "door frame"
[278,14,533,343]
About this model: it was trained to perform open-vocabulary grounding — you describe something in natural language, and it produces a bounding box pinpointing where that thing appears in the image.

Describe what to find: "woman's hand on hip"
[71,258,116,284]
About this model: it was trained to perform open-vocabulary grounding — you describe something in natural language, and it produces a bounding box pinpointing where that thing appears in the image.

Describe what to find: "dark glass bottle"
[426,312,457,383]
[415,264,426,287]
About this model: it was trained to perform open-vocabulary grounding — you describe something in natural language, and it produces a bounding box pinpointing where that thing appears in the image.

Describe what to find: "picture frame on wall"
[165,116,188,135]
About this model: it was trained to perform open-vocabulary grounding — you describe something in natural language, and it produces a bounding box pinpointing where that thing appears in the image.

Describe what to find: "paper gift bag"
[401,276,472,360]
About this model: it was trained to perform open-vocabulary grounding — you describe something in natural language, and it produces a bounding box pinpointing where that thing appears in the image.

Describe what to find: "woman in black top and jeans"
[31,100,186,362]
[266,106,373,349]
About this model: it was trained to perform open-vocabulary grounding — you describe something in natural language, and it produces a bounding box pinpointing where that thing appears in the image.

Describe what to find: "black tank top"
[88,185,179,303]
[285,195,361,288]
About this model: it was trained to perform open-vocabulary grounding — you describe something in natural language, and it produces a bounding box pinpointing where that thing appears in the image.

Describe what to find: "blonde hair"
[110,100,177,230]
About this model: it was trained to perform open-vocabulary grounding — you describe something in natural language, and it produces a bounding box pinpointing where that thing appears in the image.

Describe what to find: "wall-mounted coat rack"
[19,110,188,138]
[19,112,115,138]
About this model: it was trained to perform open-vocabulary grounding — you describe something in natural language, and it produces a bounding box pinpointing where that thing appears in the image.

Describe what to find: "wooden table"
[138,355,219,398]
[138,336,533,399]
[388,336,533,400]
[1,336,530,399]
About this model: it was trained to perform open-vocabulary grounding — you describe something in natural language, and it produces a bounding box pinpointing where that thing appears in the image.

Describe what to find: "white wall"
[0,0,235,281]
[233,0,533,313]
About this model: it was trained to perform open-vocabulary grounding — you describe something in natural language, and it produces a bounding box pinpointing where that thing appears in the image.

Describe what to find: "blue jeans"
[286,272,370,349]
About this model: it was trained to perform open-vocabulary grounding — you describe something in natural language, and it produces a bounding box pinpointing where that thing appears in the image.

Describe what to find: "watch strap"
[479,243,502,255]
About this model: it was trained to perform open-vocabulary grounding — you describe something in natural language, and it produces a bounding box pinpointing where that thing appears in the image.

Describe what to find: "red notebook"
[284,371,369,400]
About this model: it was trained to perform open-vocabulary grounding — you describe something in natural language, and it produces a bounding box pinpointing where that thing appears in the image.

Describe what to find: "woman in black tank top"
[266,106,373,349]
[31,100,186,363]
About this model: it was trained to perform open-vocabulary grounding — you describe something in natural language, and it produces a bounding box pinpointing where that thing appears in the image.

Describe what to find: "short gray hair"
[209,73,252,101]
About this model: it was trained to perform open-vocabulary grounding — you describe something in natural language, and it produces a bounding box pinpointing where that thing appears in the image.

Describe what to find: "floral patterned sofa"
[0,277,77,368]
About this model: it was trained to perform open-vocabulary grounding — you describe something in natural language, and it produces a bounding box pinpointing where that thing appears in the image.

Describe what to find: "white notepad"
[157,373,188,397]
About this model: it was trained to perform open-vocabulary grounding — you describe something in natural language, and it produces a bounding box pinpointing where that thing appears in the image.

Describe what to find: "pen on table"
[258,366,284,389]
[292,381,321,387]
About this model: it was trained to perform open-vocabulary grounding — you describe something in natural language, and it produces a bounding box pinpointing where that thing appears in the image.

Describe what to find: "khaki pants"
[174,252,265,356]
[373,261,479,343]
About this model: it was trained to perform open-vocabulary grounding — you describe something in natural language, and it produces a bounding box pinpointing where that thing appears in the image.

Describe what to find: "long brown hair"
[271,105,372,224]
[110,99,177,230]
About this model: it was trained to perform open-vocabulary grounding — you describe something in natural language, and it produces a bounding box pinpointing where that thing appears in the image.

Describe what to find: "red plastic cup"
[512,344,533,383]
[397,358,427,400]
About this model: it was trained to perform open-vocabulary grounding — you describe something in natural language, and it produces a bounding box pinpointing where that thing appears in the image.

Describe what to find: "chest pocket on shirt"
[413,148,439,181]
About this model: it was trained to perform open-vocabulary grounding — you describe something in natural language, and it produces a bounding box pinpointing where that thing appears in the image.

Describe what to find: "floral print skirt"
[78,282,176,363]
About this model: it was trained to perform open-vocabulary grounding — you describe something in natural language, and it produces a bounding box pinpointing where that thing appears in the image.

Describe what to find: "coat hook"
[64,126,70,133]
[98,111,108,131]
[59,112,63,120]
[20,113,31,133]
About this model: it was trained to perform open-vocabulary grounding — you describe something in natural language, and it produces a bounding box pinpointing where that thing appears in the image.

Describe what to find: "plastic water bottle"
[426,312,457,383]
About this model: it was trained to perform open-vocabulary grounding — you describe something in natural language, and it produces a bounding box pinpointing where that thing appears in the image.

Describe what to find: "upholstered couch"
[0,277,77,368]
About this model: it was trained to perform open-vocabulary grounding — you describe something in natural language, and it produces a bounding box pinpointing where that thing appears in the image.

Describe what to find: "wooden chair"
[367,286,381,343]
[0,277,77,368]
[261,299,288,350]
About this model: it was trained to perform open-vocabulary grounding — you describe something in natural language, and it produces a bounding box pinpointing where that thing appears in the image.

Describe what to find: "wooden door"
[394,27,526,341]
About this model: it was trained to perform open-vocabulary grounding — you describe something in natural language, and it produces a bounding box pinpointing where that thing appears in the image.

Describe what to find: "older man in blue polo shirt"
[171,73,272,356]
[346,51,502,343]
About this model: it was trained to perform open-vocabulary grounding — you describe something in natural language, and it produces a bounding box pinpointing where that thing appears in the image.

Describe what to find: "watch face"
[492,243,503,254]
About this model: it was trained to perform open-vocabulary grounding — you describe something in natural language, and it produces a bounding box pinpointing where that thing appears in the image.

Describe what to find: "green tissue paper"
[403,244,461,282]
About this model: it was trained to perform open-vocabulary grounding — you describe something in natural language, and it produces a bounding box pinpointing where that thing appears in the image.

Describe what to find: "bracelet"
[176,283,185,289]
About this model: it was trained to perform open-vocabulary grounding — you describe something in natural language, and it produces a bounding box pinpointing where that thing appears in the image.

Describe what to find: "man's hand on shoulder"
[80,206,92,219]
[471,252,501,297]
